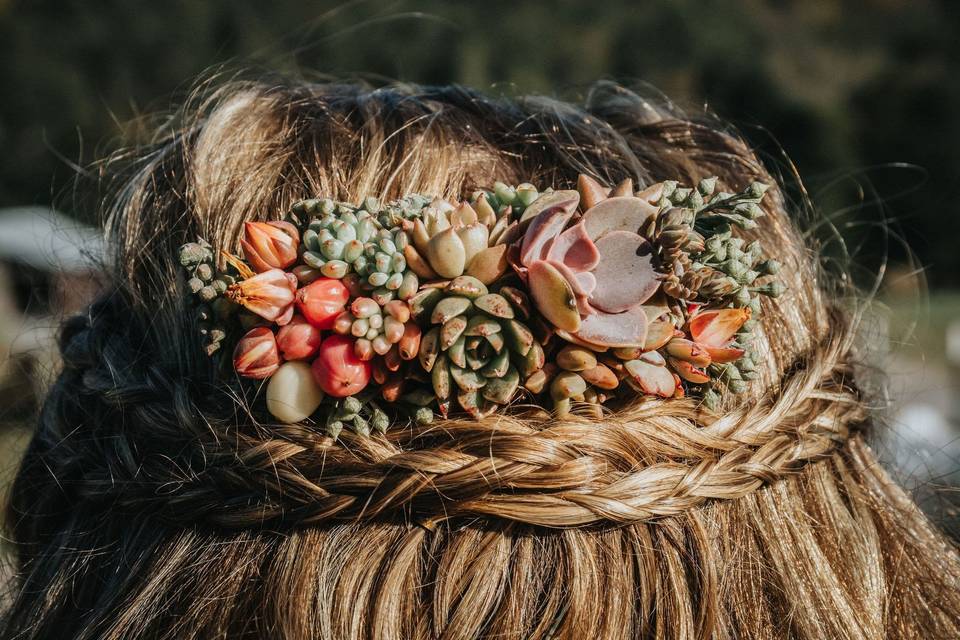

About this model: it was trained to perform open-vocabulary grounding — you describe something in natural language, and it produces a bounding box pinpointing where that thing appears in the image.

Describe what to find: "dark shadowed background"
[1,0,958,533]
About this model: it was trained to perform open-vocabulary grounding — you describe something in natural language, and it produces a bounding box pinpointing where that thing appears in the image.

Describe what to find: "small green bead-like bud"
[747,181,770,199]
[685,189,704,210]
[187,277,205,294]
[727,379,748,394]
[352,415,371,437]
[374,252,391,274]
[195,263,214,282]
[735,202,765,220]
[343,239,364,263]
[370,288,393,306]
[758,259,781,275]
[740,270,760,285]
[321,238,345,260]
[342,396,363,415]
[198,286,218,302]
[385,272,404,290]
[379,238,397,255]
[321,260,348,279]
[398,272,419,300]
[303,251,326,269]
[697,177,718,197]
[717,363,743,383]
[178,242,211,266]
[734,286,753,307]
[720,259,748,279]
[659,180,678,200]
[372,408,390,433]
[755,281,786,298]
[702,388,721,411]
[413,406,434,425]
[493,182,516,205]
[670,187,691,204]
[516,183,539,207]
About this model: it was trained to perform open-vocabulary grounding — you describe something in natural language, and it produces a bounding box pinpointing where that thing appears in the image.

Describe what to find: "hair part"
[2,76,959,639]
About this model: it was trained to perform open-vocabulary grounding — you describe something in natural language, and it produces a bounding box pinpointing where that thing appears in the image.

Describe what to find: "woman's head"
[3,78,958,639]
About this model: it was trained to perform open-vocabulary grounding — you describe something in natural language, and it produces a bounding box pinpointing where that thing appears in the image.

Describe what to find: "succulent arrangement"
[178,175,782,436]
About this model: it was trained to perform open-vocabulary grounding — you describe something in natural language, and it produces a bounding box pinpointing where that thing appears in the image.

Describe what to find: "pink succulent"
[516,179,661,348]
[276,314,322,360]
[241,221,300,272]
[233,326,281,379]
[226,268,298,325]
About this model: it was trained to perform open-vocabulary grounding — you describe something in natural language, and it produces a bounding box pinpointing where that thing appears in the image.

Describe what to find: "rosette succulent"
[515,178,662,349]
[402,195,521,284]
[415,276,543,418]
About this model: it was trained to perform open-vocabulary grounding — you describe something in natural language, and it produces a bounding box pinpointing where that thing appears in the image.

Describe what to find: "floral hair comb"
[178,175,782,437]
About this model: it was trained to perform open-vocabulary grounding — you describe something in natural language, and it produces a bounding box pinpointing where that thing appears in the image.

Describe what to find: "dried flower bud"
[241,221,300,272]
[233,327,280,379]
[226,269,297,325]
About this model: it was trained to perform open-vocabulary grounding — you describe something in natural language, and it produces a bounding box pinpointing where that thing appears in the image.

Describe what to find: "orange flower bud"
[276,314,322,360]
[296,278,350,329]
[233,327,280,379]
[311,335,372,397]
[241,221,300,272]
[226,269,297,325]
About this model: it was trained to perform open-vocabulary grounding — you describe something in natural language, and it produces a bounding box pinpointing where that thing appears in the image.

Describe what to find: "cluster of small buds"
[178,240,237,355]
[369,193,432,229]
[697,232,784,309]
[545,345,620,418]
[317,395,390,439]
[332,297,422,361]
[477,181,543,217]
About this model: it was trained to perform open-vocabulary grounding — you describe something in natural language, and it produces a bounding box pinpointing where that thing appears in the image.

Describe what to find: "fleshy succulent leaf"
[574,304,648,348]
[588,231,659,313]
[688,308,751,347]
[527,260,582,332]
[581,196,658,241]
[546,222,600,271]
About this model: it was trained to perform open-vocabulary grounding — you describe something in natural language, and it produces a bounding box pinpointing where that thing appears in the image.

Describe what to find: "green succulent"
[473,181,544,219]
[414,276,544,419]
[294,199,419,304]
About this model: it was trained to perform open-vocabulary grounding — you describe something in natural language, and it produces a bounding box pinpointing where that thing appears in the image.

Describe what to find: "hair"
[2,76,959,640]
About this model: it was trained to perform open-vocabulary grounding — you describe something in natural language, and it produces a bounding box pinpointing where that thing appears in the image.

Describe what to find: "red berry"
[296,278,349,329]
[311,335,371,397]
[276,314,322,360]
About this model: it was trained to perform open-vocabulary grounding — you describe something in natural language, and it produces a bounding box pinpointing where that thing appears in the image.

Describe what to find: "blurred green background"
[1,0,959,531]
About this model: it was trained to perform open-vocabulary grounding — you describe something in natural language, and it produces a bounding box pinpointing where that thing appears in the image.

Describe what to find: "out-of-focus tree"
[0,0,957,282]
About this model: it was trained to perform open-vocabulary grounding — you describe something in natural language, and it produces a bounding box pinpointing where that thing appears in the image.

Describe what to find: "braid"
[42,298,864,529]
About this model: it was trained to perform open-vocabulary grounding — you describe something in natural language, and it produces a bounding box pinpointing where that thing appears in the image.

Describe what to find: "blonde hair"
[3,77,959,639]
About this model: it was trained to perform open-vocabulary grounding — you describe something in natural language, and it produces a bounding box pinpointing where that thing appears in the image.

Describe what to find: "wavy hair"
[2,77,959,639]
